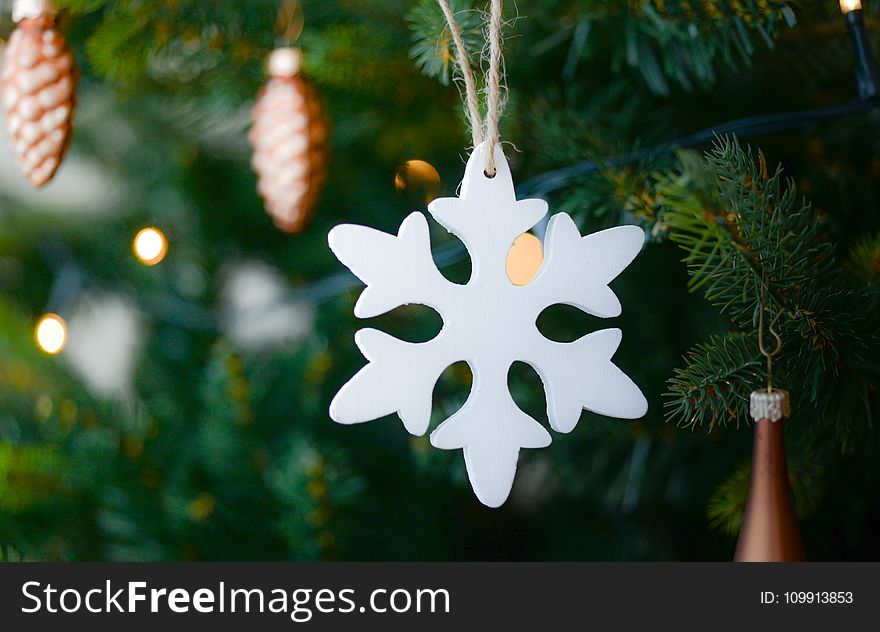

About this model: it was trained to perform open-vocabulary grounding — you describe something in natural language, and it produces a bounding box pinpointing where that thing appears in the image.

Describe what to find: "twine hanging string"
[483,0,503,176]
[437,0,483,147]
[437,0,505,175]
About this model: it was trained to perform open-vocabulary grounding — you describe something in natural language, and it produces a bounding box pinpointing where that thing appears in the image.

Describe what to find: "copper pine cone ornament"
[250,48,330,234]
[1,15,77,187]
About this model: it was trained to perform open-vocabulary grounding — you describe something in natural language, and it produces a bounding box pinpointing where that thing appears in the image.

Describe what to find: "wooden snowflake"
[328,142,647,507]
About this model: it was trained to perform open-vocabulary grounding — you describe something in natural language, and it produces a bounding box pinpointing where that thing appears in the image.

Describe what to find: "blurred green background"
[0,0,878,561]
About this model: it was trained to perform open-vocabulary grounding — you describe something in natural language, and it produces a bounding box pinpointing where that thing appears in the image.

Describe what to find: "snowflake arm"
[529,213,645,318]
[328,211,452,318]
[524,328,649,433]
[329,328,453,435]
[430,358,552,508]
[327,210,461,434]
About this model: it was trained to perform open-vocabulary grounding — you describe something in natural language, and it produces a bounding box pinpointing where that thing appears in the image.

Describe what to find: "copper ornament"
[1,14,77,187]
[249,48,329,234]
[734,390,805,562]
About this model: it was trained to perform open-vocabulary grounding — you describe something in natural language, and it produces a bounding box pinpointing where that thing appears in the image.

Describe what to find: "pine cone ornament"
[250,48,330,234]
[1,8,77,188]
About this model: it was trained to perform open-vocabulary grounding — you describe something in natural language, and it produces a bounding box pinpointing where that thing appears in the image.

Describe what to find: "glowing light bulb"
[841,0,862,13]
[506,232,544,286]
[133,227,168,266]
[36,313,67,355]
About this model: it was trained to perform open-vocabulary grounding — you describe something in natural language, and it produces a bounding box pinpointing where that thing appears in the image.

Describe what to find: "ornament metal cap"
[749,389,790,423]
[12,0,57,22]
[268,47,302,78]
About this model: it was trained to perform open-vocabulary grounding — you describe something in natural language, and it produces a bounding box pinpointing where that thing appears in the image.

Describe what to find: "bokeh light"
[394,160,441,205]
[133,227,168,266]
[506,232,544,286]
[840,0,862,13]
[35,313,67,355]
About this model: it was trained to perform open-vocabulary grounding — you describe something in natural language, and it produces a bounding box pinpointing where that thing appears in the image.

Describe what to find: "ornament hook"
[757,270,782,393]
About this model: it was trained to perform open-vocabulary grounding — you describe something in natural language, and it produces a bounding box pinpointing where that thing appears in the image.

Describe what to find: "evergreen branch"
[848,231,880,287]
[85,9,154,82]
[570,0,796,95]
[662,138,880,442]
[779,287,880,451]
[708,456,825,538]
[54,0,111,14]
[706,460,749,536]
[665,332,763,430]
[661,137,834,326]
[301,25,417,95]
[0,444,65,513]
[407,0,481,85]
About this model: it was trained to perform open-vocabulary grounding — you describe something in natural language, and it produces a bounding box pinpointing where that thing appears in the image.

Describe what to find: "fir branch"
[572,0,796,95]
[661,137,833,326]
[663,138,880,442]
[848,231,880,287]
[708,456,824,538]
[0,444,65,513]
[54,0,111,14]
[706,460,749,536]
[407,0,481,86]
[780,286,880,451]
[301,25,416,95]
[665,332,762,430]
[85,9,153,82]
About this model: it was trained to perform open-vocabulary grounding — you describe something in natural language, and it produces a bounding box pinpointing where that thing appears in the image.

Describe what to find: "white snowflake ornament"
[328,142,647,507]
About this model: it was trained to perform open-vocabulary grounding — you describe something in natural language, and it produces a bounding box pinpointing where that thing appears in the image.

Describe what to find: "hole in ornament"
[440,255,472,285]
[434,232,472,285]
[430,361,473,430]
[507,361,549,426]
[483,169,496,179]
[536,304,605,343]
[372,304,443,343]
[506,232,543,286]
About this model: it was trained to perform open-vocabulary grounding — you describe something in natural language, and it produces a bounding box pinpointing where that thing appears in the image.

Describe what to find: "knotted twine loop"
[436,0,504,176]
[483,0,503,176]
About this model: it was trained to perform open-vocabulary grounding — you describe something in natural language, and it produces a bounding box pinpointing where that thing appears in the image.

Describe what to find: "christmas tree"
[0,0,877,561]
